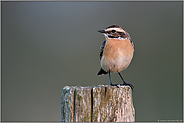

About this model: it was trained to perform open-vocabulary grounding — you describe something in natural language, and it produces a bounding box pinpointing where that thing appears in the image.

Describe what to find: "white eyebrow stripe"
[106,28,125,32]
[104,34,128,40]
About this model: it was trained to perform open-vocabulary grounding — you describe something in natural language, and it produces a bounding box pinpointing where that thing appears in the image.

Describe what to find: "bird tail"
[97,68,108,75]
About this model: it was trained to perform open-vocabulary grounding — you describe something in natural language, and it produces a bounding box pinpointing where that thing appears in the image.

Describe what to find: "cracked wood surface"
[61,85,135,122]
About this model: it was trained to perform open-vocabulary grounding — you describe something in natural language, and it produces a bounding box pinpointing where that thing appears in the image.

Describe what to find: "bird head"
[98,24,130,40]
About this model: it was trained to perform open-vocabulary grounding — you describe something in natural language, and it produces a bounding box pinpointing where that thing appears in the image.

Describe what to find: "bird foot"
[110,83,134,90]
[110,83,120,88]
[120,83,134,90]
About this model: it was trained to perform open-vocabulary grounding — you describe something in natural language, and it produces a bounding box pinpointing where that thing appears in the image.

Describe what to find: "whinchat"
[97,24,134,89]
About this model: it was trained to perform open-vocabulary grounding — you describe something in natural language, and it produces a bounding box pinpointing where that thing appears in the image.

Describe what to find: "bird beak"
[98,30,106,33]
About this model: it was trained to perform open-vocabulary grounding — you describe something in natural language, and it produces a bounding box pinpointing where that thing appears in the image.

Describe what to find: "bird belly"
[101,53,132,73]
[100,39,134,73]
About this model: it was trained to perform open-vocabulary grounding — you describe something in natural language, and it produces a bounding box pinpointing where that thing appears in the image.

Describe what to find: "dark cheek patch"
[119,32,125,38]
[117,32,125,38]
[108,31,129,39]
[113,33,119,38]
[108,33,119,38]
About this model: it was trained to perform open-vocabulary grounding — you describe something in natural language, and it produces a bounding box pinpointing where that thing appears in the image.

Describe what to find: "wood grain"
[61,85,135,122]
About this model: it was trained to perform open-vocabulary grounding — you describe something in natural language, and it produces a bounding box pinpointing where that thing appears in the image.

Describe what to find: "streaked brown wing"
[99,40,106,60]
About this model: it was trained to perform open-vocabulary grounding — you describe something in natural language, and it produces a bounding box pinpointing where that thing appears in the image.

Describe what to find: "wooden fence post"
[61,85,135,122]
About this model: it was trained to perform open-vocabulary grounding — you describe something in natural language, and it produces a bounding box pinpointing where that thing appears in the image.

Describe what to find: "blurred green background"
[2,1,183,122]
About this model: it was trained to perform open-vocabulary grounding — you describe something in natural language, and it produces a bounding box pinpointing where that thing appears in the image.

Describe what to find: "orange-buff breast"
[101,38,134,73]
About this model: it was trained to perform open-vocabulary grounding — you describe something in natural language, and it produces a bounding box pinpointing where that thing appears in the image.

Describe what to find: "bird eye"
[111,30,116,33]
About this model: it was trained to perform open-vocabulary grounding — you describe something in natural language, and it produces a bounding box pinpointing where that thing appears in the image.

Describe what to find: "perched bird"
[97,24,134,89]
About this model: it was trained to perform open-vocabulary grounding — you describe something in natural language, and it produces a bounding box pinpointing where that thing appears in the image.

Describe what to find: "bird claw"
[110,83,134,90]
[110,83,120,88]
[120,83,134,90]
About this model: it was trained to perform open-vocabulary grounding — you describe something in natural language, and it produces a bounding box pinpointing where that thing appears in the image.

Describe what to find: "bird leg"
[118,72,134,90]
[108,72,120,88]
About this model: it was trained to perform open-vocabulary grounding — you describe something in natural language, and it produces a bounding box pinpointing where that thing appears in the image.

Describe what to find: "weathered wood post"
[61,85,135,122]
